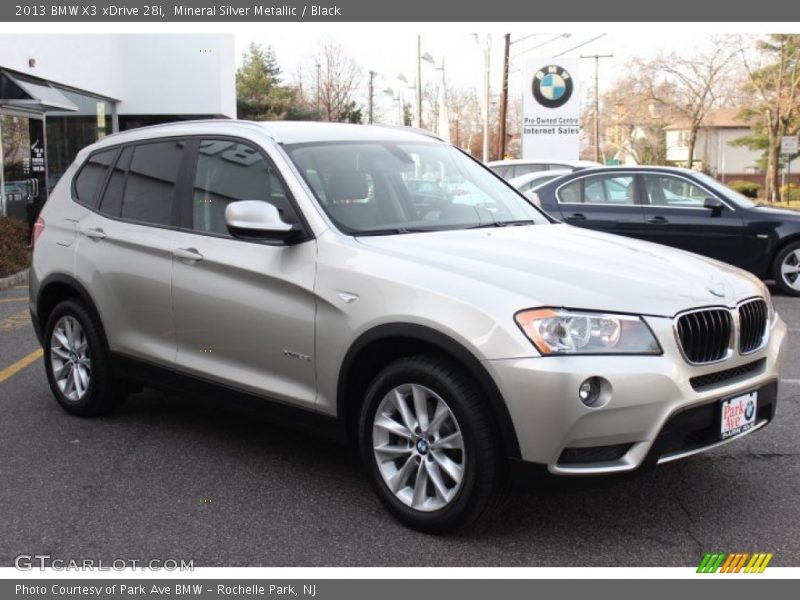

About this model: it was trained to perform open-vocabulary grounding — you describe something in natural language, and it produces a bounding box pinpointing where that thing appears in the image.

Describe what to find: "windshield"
[283,141,548,234]
[693,172,756,208]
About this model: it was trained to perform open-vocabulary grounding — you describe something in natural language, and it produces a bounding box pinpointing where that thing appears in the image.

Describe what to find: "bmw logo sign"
[745,399,755,420]
[532,65,574,109]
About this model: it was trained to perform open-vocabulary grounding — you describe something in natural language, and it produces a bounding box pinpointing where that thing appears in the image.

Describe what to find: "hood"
[751,204,800,219]
[355,224,763,317]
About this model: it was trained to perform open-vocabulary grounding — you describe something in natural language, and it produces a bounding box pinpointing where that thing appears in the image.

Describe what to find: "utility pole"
[498,34,510,160]
[315,61,321,117]
[581,54,613,163]
[416,35,423,129]
[367,71,376,124]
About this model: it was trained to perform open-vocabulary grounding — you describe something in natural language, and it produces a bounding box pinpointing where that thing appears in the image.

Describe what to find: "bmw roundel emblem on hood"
[532,65,574,108]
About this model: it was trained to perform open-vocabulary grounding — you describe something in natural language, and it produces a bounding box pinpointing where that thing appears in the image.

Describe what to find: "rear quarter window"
[72,148,117,208]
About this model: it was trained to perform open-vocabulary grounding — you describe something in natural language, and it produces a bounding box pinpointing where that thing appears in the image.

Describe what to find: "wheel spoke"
[53,329,70,349]
[387,455,417,493]
[427,400,450,435]
[374,414,414,440]
[374,443,413,460]
[51,346,71,360]
[393,390,418,433]
[411,384,430,432]
[76,365,90,391]
[432,431,464,451]
[72,367,85,397]
[432,451,464,484]
[62,366,75,397]
[425,460,450,501]
[410,459,429,509]
[782,261,797,275]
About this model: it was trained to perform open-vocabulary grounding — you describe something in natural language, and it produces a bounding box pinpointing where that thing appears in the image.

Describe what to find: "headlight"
[515,308,662,355]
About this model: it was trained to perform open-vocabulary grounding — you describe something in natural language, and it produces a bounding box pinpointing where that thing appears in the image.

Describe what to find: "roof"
[486,159,601,167]
[664,107,756,131]
[99,119,443,147]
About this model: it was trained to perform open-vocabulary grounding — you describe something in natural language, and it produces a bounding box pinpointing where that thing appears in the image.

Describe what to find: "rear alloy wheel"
[774,242,800,297]
[360,355,507,533]
[44,299,126,416]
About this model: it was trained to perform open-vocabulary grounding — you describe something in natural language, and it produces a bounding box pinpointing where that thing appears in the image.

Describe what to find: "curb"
[0,269,29,291]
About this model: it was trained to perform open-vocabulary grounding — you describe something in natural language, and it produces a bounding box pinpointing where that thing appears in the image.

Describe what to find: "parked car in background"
[531,165,800,296]
[508,170,571,199]
[30,123,786,533]
[487,158,600,180]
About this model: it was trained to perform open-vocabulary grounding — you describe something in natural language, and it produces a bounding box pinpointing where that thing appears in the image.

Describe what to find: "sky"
[234,29,716,117]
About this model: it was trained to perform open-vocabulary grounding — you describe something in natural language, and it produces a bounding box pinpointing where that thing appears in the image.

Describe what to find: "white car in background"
[488,158,600,180]
[508,170,571,193]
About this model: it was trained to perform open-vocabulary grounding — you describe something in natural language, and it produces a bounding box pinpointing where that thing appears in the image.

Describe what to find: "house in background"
[664,107,799,184]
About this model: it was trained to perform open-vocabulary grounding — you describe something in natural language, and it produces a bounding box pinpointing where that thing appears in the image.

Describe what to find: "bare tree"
[637,37,739,168]
[737,34,800,202]
[307,39,364,123]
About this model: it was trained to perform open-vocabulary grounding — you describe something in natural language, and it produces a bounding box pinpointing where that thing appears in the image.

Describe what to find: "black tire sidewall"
[359,356,501,533]
[773,242,800,297]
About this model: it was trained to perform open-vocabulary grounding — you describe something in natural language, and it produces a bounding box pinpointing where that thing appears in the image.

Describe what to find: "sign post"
[522,58,581,160]
[782,136,799,203]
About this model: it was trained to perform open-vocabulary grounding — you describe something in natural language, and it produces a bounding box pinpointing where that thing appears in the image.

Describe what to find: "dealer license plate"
[720,392,758,440]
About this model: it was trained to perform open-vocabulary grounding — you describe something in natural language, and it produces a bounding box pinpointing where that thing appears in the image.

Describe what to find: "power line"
[553,34,607,57]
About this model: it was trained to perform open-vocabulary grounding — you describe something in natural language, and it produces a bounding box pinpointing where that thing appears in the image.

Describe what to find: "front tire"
[773,241,800,297]
[44,299,126,416]
[359,355,507,533]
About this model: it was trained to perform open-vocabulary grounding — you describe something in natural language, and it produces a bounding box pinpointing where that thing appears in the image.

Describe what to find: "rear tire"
[43,299,126,416]
[773,241,800,297]
[359,354,507,533]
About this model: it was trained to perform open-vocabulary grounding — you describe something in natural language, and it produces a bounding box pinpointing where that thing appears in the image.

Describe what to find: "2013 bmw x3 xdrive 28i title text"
[30,121,786,532]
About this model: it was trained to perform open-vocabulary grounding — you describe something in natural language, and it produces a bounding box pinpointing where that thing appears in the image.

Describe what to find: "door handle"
[173,247,204,262]
[82,227,106,241]
[647,216,669,225]
[566,213,587,222]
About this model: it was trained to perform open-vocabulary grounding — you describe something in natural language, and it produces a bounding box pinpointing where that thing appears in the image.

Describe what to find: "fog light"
[578,377,602,407]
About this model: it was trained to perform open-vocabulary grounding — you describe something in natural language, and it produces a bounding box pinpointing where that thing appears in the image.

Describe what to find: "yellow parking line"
[0,297,27,303]
[13,285,28,289]
[0,348,43,383]
[0,308,30,332]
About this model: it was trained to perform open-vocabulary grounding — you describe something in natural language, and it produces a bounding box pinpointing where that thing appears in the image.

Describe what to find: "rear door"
[553,172,647,237]
[73,139,188,365]
[170,137,317,410]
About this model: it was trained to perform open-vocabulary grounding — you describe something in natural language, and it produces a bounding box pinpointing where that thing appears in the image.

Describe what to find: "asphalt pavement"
[0,282,798,567]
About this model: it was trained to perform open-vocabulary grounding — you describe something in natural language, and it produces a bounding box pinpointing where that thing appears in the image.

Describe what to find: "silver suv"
[30,121,787,532]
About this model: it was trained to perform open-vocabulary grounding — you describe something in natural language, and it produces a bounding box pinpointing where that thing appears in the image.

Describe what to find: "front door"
[171,137,317,410]
[635,172,746,267]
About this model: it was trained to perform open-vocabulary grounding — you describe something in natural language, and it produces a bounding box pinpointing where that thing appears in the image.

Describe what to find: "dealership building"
[0,34,235,222]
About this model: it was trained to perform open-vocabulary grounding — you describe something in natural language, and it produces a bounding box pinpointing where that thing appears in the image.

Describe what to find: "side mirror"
[704,197,724,216]
[225,200,297,242]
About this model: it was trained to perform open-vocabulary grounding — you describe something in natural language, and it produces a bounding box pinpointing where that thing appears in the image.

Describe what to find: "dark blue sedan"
[530,166,800,296]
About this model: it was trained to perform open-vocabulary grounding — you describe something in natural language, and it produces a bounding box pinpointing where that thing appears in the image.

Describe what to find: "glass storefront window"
[45,87,115,194]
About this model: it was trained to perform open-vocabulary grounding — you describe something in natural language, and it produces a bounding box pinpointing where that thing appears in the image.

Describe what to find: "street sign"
[781,135,799,155]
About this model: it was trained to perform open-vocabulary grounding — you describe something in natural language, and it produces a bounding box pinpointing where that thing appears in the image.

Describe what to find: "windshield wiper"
[468,219,539,229]
[355,227,433,236]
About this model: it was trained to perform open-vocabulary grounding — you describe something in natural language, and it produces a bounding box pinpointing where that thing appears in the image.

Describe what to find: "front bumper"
[485,313,787,475]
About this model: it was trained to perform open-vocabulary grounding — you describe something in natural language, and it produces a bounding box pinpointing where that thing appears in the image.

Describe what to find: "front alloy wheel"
[372,384,465,512]
[360,355,507,533]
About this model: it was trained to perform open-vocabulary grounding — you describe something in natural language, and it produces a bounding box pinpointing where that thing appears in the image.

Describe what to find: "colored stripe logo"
[697,552,773,573]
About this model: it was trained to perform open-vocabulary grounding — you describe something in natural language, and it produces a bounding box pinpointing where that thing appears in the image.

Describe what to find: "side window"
[643,174,710,208]
[583,175,636,205]
[97,146,133,217]
[191,139,299,236]
[121,140,185,226]
[492,165,512,179]
[557,179,582,203]
[73,148,116,208]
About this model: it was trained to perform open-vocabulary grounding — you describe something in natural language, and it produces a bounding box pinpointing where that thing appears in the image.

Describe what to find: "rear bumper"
[486,314,787,475]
